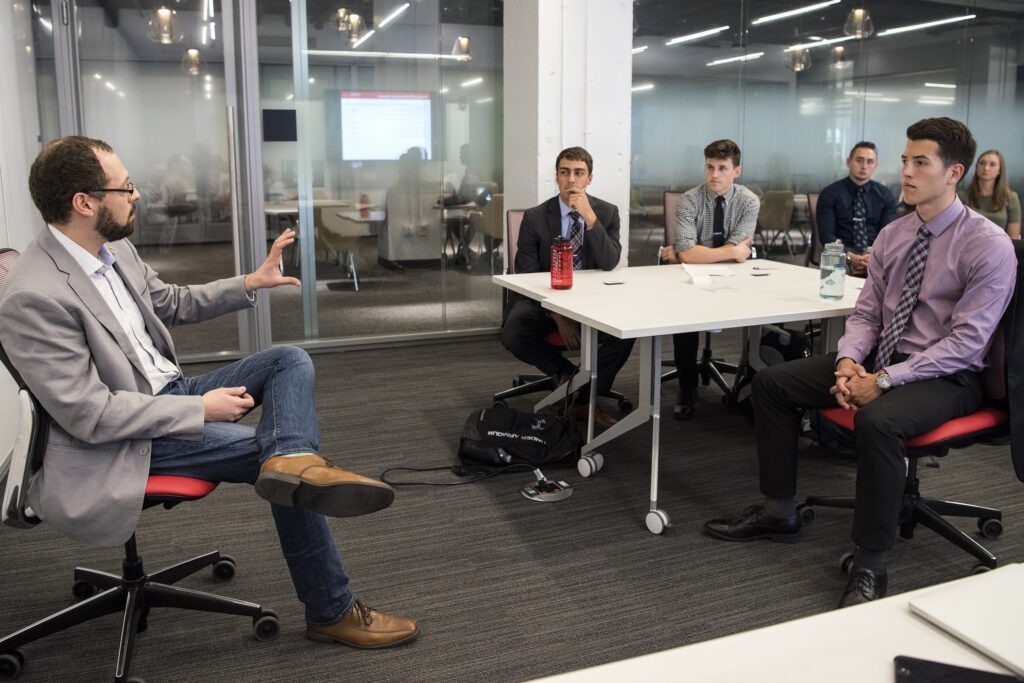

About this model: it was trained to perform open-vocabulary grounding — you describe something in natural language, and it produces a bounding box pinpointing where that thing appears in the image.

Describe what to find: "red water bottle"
[550,236,573,290]
[359,193,370,219]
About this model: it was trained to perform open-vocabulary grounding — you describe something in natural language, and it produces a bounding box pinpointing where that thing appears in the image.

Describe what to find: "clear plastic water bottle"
[550,236,574,290]
[819,240,846,300]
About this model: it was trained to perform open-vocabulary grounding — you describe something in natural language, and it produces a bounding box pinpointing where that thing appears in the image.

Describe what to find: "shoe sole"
[255,474,395,517]
[306,626,420,649]
[703,526,801,544]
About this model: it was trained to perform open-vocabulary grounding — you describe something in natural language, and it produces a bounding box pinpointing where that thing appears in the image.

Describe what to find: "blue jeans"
[149,346,354,625]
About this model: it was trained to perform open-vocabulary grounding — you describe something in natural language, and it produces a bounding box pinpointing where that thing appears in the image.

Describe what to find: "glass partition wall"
[26,1,1023,355]
[28,0,504,359]
[628,1,1024,264]
[255,0,504,346]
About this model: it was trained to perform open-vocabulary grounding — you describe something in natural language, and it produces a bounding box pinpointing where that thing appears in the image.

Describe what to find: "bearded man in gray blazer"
[0,136,417,649]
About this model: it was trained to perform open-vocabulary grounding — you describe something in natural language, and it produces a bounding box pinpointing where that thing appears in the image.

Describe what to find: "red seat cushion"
[146,475,218,500]
[543,330,564,347]
[818,406,1008,449]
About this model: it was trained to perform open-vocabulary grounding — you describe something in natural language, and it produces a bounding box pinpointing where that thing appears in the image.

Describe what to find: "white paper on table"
[681,263,734,285]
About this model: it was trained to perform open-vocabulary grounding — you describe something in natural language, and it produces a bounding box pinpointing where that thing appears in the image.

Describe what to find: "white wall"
[504,0,634,265]
[0,1,44,250]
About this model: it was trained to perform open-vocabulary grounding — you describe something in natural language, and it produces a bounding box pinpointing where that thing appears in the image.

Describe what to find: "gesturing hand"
[244,228,302,292]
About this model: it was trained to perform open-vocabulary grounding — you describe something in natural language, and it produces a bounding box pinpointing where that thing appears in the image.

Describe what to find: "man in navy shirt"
[817,142,898,276]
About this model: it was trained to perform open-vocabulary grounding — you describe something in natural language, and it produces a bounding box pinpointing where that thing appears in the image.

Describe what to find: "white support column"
[503,0,633,266]
[0,1,44,249]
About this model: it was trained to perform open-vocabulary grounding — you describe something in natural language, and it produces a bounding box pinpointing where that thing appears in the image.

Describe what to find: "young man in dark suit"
[500,146,634,430]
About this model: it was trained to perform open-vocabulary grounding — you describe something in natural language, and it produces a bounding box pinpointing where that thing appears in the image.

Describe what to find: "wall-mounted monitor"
[332,91,435,161]
[262,109,298,142]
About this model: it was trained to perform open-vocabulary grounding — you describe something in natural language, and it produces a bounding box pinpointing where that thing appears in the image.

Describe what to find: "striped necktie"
[873,226,932,371]
[851,185,869,251]
[569,211,584,270]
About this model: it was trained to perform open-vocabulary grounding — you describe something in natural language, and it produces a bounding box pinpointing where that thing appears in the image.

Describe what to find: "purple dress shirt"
[838,196,1015,387]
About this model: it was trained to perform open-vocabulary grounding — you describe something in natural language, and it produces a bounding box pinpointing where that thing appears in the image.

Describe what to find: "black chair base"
[0,534,278,682]
[662,331,752,407]
[805,457,1002,570]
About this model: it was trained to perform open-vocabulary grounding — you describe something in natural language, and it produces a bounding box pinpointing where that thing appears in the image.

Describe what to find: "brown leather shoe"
[571,403,618,430]
[307,600,419,649]
[255,455,394,517]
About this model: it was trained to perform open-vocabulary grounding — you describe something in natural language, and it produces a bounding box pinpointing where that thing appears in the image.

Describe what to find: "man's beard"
[96,204,135,242]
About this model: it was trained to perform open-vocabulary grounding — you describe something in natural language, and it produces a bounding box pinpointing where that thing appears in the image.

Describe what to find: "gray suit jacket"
[0,229,253,546]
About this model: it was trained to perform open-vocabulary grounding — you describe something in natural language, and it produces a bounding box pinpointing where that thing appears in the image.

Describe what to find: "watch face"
[877,373,893,391]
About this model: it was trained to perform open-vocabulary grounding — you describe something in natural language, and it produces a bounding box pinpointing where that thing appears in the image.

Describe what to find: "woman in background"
[960,149,1021,239]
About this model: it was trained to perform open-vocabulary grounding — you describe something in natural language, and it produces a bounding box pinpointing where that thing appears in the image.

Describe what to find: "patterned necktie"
[713,195,725,248]
[873,227,932,371]
[851,185,869,252]
[569,210,584,270]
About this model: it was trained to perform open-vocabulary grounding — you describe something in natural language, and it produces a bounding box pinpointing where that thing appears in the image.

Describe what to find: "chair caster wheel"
[254,609,280,642]
[839,551,854,574]
[0,650,25,679]
[797,503,815,525]
[72,580,96,600]
[577,453,604,477]
[618,398,634,414]
[493,400,507,408]
[213,555,237,581]
[646,509,670,534]
[972,563,995,575]
[978,517,1002,539]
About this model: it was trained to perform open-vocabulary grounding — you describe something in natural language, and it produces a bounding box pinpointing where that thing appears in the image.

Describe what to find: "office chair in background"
[802,240,1024,574]
[468,192,504,275]
[492,210,632,414]
[756,190,796,256]
[0,249,279,682]
[803,191,822,268]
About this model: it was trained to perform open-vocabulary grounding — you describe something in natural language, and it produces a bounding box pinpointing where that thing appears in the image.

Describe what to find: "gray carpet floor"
[2,337,1022,682]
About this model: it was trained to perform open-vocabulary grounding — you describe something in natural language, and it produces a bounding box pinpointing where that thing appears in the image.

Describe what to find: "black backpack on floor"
[455,407,582,475]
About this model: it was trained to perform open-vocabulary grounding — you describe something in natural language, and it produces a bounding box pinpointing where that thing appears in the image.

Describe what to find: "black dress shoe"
[673,389,695,420]
[704,504,801,543]
[838,567,888,608]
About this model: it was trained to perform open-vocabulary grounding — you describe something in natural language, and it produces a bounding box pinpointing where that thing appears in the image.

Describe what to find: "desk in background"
[493,262,860,533]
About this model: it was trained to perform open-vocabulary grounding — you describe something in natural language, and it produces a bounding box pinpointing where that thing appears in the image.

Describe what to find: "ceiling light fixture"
[378,3,410,28]
[924,82,956,89]
[785,48,812,72]
[351,29,375,48]
[843,8,874,38]
[336,8,365,45]
[707,52,764,67]
[631,83,655,92]
[829,45,852,70]
[147,6,183,44]
[452,36,471,61]
[666,26,729,46]
[878,14,976,37]
[306,49,475,62]
[632,45,649,55]
[752,0,840,26]
[181,48,204,76]
[785,35,856,52]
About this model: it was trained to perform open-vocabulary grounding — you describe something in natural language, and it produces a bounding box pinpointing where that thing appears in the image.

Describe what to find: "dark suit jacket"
[514,194,622,275]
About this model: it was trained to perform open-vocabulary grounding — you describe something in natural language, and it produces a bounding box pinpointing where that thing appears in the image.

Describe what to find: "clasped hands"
[830,357,883,409]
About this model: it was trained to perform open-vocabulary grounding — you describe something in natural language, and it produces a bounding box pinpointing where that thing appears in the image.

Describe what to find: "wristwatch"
[876,371,893,392]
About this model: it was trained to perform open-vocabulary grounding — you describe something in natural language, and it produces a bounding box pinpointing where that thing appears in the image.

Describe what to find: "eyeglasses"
[87,180,135,197]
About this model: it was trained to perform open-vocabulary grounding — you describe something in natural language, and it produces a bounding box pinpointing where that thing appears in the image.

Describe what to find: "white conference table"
[527,563,1022,683]
[493,261,861,533]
